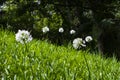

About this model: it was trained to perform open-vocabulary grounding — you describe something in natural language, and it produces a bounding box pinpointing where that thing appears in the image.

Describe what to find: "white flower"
[81,43,86,47]
[85,36,93,42]
[73,38,83,49]
[15,30,33,44]
[70,30,76,34]
[82,40,86,44]
[59,27,64,33]
[42,26,49,33]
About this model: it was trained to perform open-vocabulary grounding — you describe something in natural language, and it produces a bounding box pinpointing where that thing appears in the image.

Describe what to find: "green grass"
[0,28,120,80]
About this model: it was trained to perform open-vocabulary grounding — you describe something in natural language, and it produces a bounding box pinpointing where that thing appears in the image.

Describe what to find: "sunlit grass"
[0,28,120,80]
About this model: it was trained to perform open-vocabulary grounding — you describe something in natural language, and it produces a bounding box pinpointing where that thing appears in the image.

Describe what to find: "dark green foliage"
[98,19,120,59]
[1,0,120,55]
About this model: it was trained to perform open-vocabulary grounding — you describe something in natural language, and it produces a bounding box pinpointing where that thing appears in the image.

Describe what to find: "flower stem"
[83,53,91,80]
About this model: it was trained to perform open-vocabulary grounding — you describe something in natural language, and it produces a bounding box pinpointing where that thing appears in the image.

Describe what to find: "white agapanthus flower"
[73,38,86,49]
[42,26,49,33]
[85,36,93,42]
[81,43,86,47]
[59,27,64,33]
[70,30,76,34]
[15,30,33,44]
[81,40,86,47]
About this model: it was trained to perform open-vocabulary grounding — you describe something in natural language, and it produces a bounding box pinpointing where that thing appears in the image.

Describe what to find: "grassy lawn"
[0,29,120,80]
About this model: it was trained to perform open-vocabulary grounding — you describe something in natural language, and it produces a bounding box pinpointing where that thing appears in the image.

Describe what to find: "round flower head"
[15,30,33,44]
[59,27,64,33]
[81,40,86,47]
[73,38,83,49]
[42,26,49,33]
[70,30,76,34]
[85,36,93,42]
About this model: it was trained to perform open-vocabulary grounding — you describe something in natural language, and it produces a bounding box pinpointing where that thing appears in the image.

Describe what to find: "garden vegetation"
[0,29,120,80]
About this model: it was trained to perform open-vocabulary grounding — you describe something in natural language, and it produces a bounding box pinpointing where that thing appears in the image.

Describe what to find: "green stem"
[23,42,28,79]
[24,42,28,52]
[83,53,91,80]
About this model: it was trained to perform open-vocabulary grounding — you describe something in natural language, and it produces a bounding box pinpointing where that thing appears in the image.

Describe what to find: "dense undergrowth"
[0,29,120,80]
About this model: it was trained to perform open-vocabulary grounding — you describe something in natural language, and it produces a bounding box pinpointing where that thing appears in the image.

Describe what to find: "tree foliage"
[0,0,120,49]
